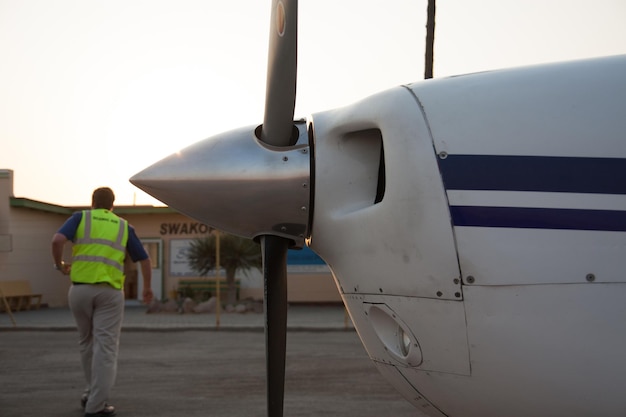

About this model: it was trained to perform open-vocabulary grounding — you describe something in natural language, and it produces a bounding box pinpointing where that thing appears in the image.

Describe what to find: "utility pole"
[215,230,221,328]
[425,0,436,79]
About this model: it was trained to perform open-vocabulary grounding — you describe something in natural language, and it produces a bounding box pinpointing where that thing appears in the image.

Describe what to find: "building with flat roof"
[0,169,340,308]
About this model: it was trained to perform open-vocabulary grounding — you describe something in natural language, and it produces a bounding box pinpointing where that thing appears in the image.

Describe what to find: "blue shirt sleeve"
[126,225,149,262]
[57,211,83,241]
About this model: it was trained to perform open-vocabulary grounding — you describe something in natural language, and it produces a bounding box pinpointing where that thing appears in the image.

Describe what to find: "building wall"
[122,212,341,304]
[121,212,212,300]
[9,206,71,307]
[0,170,14,254]
[0,170,341,308]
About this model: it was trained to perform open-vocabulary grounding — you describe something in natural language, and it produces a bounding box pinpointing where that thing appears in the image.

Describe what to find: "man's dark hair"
[92,187,115,209]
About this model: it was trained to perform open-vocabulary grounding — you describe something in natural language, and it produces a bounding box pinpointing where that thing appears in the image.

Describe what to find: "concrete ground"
[0,306,421,417]
[0,305,355,332]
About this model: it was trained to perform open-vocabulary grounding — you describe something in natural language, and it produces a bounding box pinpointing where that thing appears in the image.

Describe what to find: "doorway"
[128,238,163,305]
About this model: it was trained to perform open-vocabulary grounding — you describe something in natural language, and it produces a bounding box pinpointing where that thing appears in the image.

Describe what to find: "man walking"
[52,187,153,417]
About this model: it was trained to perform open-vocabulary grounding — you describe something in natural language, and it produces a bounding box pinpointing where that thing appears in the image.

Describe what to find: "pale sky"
[1,0,624,206]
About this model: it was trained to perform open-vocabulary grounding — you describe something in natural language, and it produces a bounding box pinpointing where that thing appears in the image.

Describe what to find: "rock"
[182,298,196,314]
[193,297,217,313]
[145,300,162,314]
[249,300,264,314]
[162,299,178,313]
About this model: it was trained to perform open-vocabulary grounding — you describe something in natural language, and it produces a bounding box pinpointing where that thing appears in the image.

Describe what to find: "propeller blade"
[259,3,299,416]
[262,235,289,417]
[262,0,298,146]
[133,4,305,416]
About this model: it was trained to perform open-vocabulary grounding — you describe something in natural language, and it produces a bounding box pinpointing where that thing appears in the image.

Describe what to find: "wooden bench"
[178,278,241,300]
[0,280,43,313]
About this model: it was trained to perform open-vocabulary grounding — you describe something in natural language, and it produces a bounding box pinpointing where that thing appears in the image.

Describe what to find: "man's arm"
[139,258,153,304]
[126,223,153,304]
[51,233,71,275]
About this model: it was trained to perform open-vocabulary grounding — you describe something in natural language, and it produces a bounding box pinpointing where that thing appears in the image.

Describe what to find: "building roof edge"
[10,197,176,215]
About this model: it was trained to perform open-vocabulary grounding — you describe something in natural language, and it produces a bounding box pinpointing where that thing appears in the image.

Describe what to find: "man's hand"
[57,262,71,275]
[142,288,154,305]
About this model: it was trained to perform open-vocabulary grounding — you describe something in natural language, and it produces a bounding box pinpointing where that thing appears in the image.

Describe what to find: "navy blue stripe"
[450,206,626,232]
[438,155,626,194]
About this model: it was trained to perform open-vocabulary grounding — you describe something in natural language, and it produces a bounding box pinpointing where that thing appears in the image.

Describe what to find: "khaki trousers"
[68,283,124,414]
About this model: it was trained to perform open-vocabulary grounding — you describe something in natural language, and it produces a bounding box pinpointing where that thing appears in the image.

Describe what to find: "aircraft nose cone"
[130,123,311,247]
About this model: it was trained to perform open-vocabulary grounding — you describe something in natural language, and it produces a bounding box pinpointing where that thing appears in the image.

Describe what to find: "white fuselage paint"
[309,55,626,417]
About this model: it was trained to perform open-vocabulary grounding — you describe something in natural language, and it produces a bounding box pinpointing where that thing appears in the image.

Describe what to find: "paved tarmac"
[0,306,421,417]
[0,304,355,332]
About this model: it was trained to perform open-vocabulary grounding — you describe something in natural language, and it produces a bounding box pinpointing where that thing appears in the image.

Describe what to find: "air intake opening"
[326,128,385,213]
[374,141,386,204]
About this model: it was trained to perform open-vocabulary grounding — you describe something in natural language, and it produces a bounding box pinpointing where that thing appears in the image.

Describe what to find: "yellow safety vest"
[70,209,129,289]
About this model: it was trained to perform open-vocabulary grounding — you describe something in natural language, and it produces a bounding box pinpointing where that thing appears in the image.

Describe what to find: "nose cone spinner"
[130,122,311,247]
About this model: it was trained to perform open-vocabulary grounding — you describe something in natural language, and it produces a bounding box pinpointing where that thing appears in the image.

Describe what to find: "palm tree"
[186,232,262,304]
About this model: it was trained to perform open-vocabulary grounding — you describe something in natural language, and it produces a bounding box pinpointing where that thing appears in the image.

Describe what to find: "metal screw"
[455,292,461,298]
[436,291,443,297]
[283,156,288,161]
[586,273,596,282]
[466,276,475,284]
[439,151,448,159]
[453,278,460,285]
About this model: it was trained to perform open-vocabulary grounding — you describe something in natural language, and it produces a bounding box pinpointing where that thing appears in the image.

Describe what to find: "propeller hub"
[130,120,311,247]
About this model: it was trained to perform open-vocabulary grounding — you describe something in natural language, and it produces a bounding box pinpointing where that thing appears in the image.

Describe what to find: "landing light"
[367,304,423,367]
[399,327,411,357]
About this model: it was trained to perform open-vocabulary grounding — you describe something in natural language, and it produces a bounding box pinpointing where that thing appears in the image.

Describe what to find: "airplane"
[130,0,626,416]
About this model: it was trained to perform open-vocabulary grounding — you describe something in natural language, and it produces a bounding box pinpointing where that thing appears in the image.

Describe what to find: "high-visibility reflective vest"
[70,209,129,289]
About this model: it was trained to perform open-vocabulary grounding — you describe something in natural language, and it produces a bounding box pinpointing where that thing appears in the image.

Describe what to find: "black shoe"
[85,404,116,417]
[81,393,88,409]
